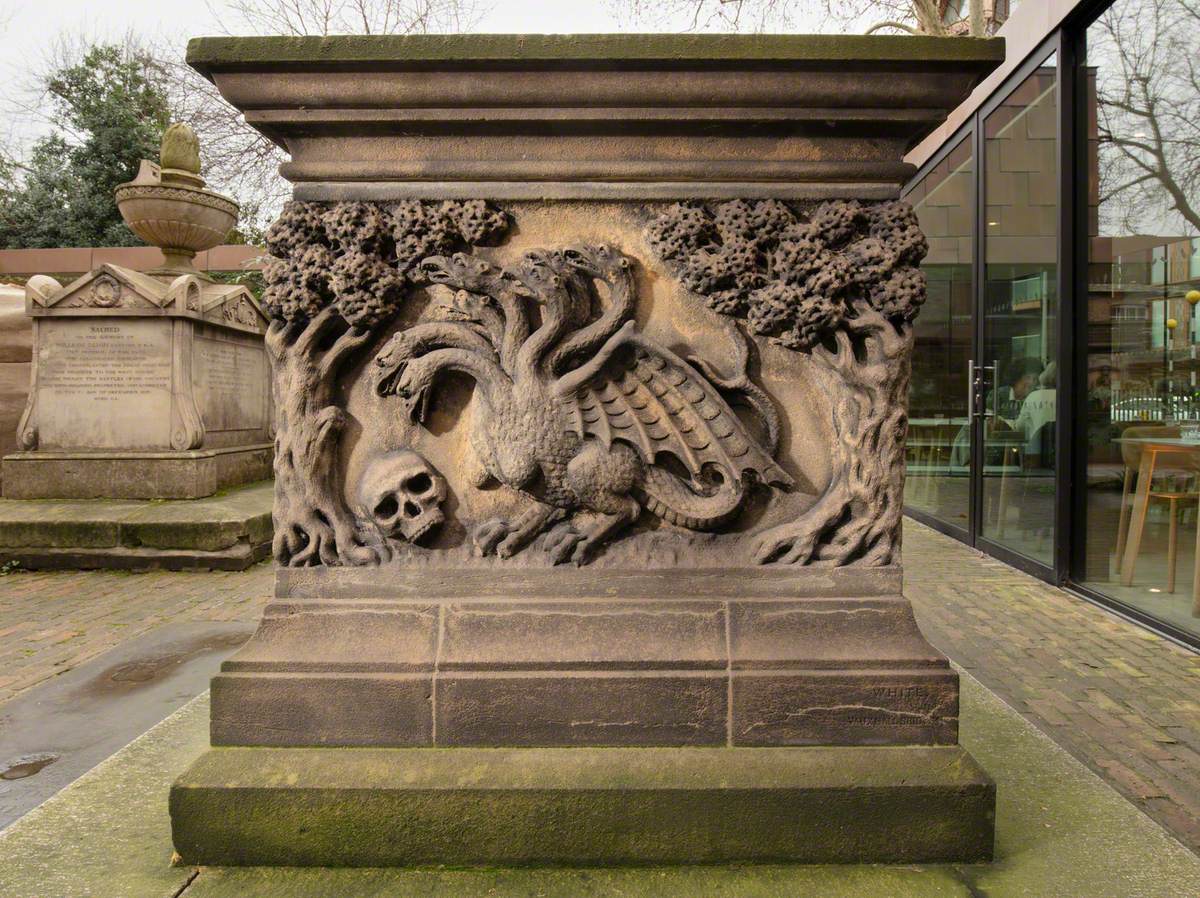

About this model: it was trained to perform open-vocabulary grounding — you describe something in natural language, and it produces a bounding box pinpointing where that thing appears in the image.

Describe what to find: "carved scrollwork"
[222,296,258,328]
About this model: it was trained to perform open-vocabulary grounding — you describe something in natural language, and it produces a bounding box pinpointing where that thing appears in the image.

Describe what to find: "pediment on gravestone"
[36,264,171,313]
[184,281,268,334]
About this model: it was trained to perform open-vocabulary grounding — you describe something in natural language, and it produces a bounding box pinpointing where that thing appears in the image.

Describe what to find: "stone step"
[170,744,995,866]
[0,480,272,571]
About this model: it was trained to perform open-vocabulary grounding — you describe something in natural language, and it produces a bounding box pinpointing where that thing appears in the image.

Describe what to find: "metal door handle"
[969,360,997,421]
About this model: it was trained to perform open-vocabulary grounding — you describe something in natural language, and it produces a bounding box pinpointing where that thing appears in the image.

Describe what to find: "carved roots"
[268,311,389,566]
[754,303,911,566]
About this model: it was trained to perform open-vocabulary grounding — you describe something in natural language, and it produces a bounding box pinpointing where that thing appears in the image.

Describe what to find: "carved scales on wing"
[562,327,793,515]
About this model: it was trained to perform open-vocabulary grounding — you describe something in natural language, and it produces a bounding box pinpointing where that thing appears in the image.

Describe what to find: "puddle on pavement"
[0,753,58,780]
[80,630,250,696]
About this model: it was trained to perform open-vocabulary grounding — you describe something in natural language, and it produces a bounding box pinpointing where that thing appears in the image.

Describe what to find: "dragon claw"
[544,522,587,565]
[472,517,510,556]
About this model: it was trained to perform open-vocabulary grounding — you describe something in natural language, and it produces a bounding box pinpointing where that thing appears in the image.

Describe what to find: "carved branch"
[271,320,390,567]
[262,200,510,567]
[647,200,925,567]
[755,304,913,566]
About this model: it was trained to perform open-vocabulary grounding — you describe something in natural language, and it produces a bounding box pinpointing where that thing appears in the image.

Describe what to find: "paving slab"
[0,561,270,708]
[905,519,1200,852]
[0,620,254,829]
[2,668,1197,897]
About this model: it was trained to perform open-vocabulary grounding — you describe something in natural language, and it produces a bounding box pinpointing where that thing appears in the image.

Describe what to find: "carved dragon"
[374,244,793,564]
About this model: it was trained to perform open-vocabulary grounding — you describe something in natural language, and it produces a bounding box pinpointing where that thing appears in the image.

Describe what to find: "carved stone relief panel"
[262,199,926,570]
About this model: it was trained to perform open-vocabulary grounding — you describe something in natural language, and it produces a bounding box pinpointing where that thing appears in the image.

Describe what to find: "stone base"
[1,444,274,500]
[0,481,272,571]
[170,744,995,866]
[215,567,960,748]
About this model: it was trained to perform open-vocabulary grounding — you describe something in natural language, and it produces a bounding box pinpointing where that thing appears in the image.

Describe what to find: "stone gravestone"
[5,127,272,500]
[173,34,1004,865]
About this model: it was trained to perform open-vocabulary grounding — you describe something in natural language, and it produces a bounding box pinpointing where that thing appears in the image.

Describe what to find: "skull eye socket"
[374,495,399,519]
[404,472,433,494]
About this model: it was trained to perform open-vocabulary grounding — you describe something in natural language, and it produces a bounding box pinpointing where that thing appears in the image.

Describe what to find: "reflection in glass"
[980,56,1059,565]
[905,139,973,530]
[1081,0,1200,639]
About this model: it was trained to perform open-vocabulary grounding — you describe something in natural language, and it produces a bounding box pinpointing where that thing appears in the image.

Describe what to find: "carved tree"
[647,199,928,566]
[262,199,508,565]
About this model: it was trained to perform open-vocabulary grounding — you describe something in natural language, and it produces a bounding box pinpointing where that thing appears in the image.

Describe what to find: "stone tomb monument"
[6,127,272,500]
[173,34,1004,865]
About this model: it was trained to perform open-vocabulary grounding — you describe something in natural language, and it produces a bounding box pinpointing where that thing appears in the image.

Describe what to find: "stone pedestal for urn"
[6,127,273,501]
[172,34,1004,865]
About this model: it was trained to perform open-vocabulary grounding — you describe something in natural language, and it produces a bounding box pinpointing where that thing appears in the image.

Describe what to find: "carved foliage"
[646,199,928,351]
[263,200,508,328]
[264,200,508,567]
[647,200,928,568]
[88,275,123,308]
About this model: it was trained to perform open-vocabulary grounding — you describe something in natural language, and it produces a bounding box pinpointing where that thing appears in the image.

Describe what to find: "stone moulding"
[173,33,1004,867]
[187,33,1004,202]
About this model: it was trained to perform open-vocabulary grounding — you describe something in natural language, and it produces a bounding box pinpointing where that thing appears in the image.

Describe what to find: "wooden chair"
[1115,425,1200,592]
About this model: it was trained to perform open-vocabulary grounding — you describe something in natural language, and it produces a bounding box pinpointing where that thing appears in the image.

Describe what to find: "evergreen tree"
[0,43,171,248]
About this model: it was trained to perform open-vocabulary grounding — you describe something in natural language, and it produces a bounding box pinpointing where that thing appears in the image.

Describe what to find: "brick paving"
[0,563,270,707]
[0,524,1197,852]
[905,519,1200,854]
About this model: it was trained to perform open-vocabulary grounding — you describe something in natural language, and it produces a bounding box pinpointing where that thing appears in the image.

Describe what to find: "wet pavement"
[0,621,254,829]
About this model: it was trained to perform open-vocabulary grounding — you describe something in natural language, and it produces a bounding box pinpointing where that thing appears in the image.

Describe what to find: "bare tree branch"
[611,0,997,36]
[155,0,487,238]
[1091,0,1200,238]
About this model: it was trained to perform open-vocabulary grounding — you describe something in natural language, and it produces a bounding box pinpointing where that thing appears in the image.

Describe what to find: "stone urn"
[115,124,238,278]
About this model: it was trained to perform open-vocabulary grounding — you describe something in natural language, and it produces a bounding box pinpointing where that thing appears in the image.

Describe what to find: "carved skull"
[356,451,447,544]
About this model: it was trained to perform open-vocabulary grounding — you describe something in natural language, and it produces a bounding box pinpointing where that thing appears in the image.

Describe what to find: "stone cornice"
[188,33,1003,201]
[188,33,1004,69]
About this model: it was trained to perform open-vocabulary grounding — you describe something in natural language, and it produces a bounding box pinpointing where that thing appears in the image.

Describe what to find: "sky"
[0,0,824,152]
[0,0,836,179]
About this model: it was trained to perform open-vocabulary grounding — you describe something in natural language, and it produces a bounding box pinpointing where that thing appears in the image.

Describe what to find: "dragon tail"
[636,465,745,532]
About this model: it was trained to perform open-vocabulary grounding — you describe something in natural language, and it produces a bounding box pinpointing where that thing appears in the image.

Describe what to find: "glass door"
[905,50,1061,573]
[906,137,975,535]
[977,54,1060,567]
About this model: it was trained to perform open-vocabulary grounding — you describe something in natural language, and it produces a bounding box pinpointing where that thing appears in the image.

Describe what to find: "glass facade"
[906,137,973,531]
[903,0,1200,645]
[1079,0,1200,638]
[980,58,1060,565]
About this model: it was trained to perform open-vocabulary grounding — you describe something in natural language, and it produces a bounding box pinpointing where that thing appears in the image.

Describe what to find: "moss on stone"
[171,745,994,866]
[187,33,1005,76]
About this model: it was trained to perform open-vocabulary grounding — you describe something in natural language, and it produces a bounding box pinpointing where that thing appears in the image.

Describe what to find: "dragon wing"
[553,322,794,489]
